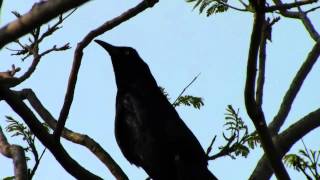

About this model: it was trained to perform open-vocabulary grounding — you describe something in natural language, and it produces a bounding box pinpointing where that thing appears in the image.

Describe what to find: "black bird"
[95,39,218,180]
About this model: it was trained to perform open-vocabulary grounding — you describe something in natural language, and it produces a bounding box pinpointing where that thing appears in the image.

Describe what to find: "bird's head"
[95,39,157,89]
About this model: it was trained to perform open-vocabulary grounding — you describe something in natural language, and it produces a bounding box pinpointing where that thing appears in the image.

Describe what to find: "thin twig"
[29,148,46,179]
[266,0,317,12]
[271,0,319,40]
[0,0,89,48]
[305,5,320,13]
[173,73,201,105]
[54,0,159,140]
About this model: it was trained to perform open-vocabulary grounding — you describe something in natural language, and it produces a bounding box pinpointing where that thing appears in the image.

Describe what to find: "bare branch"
[305,5,320,13]
[255,22,267,107]
[0,0,89,49]
[266,0,318,12]
[0,87,103,180]
[38,8,77,44]
[272,0,320,40]
[173,73,200,105]
[54,0,159,140]
[244,0,290,178]
[0,43,70,87]
[269,40,320,135]
[250,108,320,179]
[0,127,28,180]
[18,89,128,180]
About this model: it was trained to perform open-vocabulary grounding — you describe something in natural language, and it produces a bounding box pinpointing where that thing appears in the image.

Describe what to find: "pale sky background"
[0,0,320,179]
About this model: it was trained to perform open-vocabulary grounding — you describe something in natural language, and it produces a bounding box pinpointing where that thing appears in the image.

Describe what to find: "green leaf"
[173,95,204,109]
[3,176,15,180]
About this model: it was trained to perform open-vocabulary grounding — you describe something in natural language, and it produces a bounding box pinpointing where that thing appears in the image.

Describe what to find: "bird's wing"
[115,91,144,165]
[115,90,164,166]
[115,90,177,178]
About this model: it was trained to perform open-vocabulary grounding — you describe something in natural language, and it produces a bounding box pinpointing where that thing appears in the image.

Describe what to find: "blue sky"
[0,0,319,179]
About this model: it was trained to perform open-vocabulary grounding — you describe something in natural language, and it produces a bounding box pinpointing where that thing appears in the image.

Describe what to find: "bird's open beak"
[94,39,119,56]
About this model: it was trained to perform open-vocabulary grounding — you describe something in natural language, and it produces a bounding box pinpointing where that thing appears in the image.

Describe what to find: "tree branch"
[18,88,128,180]
[0,127,28,180]
[0,86,103,180]
[54,0,159,140]
[269,40,320,135]
[255,21,267,107]
[0,0,89,49]
[266,0,318,12]
[0,43,70,87]
[272,0,319,40]
[250,108,320,179]
[244,0,290,178]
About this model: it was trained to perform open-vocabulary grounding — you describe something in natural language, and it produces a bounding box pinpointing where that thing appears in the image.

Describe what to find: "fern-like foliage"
[186,0,229,16]
[207,105,261,160]
[5,116,35,152]
[284,142,320,180]
[5,116,49,179]
[160,86,204,109]
[173,95,204,109]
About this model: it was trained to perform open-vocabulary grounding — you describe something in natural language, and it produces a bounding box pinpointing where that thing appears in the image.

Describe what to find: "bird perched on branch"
[95,39,218,180]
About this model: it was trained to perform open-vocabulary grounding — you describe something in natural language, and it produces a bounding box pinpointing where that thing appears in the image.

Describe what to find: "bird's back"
[115,85,217,180]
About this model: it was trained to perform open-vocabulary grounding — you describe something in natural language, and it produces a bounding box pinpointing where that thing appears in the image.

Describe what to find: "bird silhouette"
[95,39,218,180]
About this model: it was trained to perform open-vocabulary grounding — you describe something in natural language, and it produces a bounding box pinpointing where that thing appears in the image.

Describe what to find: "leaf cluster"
[160,86,204,109]
[186,0,229,16]
[284,143,320,180]
[5,116,35,153]
[173,95,204,109]
[207,105,260,160]
[4,116,49,179]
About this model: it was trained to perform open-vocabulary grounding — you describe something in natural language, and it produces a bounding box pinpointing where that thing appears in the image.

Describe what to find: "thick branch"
[0,127,28,180]
[269,40,320,134]
[54,0,159,139]
[0,0,89,49]
[255,22,267,107]
[19,88,128,180]
[250,108,320,179]
[245,0,290,178]
[0,87,102,180]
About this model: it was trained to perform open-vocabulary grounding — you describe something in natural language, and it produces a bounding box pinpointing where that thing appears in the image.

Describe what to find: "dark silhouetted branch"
[244,0,290,179]
[250,108,320,179]
[0,43,70,87]
[255,22,267,108]
[271,0,319,40]
[266,0,317,12]
[269,40,320,134]
[54,0,159,140]
[19,88,128,180]
[0,0,89,49]
[0,87,102,180]
[0,127,28,180]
